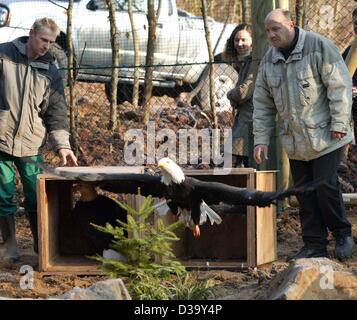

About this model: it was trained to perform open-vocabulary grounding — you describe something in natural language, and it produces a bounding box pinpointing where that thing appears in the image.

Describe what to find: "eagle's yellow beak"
[158,160,166,170]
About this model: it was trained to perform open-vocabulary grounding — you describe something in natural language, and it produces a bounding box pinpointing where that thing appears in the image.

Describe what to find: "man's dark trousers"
[289,147,352,247]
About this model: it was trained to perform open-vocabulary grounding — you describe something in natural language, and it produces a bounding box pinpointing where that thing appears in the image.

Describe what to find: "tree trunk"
[107,0,120,131]
[143,0,158,123]
[242,0,248,23]
[128,0,140,108]
[251,0,275,172]
[295,0,305,27]
[251,1,274,68]
[201,0,217,129]
[66,0,78,155]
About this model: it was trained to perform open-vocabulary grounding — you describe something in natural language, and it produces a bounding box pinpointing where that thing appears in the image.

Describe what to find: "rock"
[260,258,357,300]
[167,114,178,123]
[177,114,189,125]
[52,279,131,300]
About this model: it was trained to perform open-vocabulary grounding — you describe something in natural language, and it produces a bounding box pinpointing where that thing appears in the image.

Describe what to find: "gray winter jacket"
[0,37,71,157]
[253,28,352,161]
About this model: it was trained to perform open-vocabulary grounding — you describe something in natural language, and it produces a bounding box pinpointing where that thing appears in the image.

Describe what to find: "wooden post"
[251,0,275,172]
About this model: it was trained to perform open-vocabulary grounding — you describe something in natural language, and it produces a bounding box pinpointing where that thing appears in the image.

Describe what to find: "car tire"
[198,63,238,112]
[105,83,143,105]
[49,43,68,86]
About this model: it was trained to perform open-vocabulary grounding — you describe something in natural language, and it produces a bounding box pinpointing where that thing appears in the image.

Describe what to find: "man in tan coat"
[0,18,77,262]
[253,9,354,260]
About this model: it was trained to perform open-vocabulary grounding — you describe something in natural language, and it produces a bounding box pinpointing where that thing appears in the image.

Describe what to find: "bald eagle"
[37,158,320,237]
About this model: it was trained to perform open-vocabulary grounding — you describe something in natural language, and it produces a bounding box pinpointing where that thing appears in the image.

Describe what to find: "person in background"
[0,18,77,262]
[253,9,354,261]
[71,182,127,257]
[223,24,254,168]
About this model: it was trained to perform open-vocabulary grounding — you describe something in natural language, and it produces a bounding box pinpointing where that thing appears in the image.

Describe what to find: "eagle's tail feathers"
[200,201,222,225]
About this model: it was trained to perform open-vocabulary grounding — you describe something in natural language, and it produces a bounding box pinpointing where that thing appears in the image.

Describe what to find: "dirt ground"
[0,207,356,299]
[1,83,357,299]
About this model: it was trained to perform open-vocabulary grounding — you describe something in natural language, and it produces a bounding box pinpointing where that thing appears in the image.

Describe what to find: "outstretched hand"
[58,148,78,166]
[254,144,269,164]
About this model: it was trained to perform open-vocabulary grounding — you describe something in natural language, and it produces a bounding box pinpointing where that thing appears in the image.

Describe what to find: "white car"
[0,0,238,109]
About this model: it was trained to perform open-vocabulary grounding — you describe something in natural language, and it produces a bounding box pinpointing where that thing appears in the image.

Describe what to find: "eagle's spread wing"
[36,163,167,198]
[190,177,322,207]
[98,175,166,198]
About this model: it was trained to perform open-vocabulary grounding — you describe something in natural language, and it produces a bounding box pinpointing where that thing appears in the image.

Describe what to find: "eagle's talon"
[193,225,200,237]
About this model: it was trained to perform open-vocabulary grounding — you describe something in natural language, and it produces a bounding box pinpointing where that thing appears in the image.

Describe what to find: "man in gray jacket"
[0,18,77,262]
[253,9,354,260]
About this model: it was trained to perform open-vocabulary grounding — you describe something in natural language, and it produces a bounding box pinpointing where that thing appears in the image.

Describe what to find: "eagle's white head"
[158,157,185,186]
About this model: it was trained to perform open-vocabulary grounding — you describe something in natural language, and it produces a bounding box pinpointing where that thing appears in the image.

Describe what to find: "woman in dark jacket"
[223,24,254,167]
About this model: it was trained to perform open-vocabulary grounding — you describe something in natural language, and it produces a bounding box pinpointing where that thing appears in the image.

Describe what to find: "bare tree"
[143,0,161,123]
[201,0,217,129]
[142,0,156,123]
[107,0,120,131]
[66,0,78,154]
[128,0,140,108]
[241,0,248,23]
[295,0,305,27]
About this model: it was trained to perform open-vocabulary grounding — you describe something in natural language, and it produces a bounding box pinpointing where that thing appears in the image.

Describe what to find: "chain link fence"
[302,0,355,52]
[0,0,355,165]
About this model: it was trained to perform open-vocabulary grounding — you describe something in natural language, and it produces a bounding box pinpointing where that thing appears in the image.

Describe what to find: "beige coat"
[0,37,71,157]
[253,28,352,161]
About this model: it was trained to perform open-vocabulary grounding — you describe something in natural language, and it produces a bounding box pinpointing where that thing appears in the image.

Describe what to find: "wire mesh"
[0,0,354,166]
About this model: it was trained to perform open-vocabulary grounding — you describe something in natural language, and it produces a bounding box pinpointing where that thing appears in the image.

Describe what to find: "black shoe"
[287,245,328,261]
[335,236,354,261]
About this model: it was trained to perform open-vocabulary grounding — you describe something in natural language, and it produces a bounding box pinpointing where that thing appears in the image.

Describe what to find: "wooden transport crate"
[36,167,277,274]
